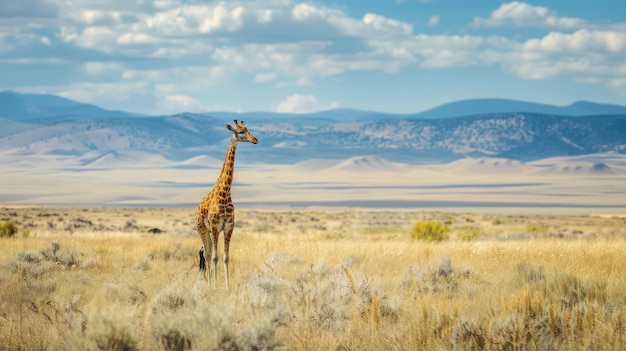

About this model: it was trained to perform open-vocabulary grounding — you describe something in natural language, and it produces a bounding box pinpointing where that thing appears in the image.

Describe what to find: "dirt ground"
[1,206,626,350]
[1,205,625,241]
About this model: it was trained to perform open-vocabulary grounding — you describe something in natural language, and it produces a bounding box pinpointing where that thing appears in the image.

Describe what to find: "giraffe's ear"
[225,123,236,132]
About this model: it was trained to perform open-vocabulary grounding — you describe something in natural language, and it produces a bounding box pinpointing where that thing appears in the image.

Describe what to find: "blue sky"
[1,0,625,114]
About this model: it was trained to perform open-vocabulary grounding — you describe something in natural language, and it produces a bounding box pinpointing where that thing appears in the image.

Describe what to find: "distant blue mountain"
[2,91,625,122]
[207,109,371,123]
[0,90,143,120]
[567,101,626,116]
[404,98,626,120]
[1,91,625,163]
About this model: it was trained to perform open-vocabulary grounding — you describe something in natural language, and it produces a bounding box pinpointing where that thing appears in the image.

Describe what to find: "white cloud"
[254,72,277,83]
[523,29,626,54]
[493,29,626,93]
[0,57,70,64]
[428,15,440,26]
[60,26,118,52]
[3,0,626,109]
[83,62,123,76]
[607,78,626,93]
[55,81,149,105]
[70,10,124,25]
[275,94,338,113]
[117,32,156,45]
[473,1,586,29]
[158,95,210,114]
[0,0,59,19]
[198,4,245,33]
[362,13,413,36]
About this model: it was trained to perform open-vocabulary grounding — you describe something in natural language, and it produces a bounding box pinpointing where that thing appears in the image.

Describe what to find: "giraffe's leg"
[223,219,235,291]
[210,226,220,289]
[198,246,206,274]
[202,244,213,282]
[197,219,211,283]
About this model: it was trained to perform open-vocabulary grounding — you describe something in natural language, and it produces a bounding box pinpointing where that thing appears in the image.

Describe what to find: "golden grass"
[1,207,625,350]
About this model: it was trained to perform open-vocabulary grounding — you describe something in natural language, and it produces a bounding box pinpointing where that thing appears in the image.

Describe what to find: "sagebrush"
[0,208,625,351]
[410,220,450,241]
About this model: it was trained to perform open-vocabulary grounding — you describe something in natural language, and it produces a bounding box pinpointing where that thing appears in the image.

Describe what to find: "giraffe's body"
[196,120,257,290]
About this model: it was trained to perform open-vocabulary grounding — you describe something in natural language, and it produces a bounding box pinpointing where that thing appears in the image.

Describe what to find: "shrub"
[40,241,79,266]
[0,221,18,238]
[526,224,548,233]
[254,222,272,232]
[457,227,480,241]
[409,221,449,241]
[442,215,454,225]
[514,262,546,287]
[87,312,138,351]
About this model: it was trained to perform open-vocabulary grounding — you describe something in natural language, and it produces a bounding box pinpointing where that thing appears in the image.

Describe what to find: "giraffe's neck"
[215,140,237,191]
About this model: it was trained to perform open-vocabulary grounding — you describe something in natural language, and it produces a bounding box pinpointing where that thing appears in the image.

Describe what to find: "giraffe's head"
[225,119,258,144]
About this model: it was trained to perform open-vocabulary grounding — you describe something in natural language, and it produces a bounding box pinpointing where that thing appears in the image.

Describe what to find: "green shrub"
[0,221,18,238]
[526,224,548,233]
[457,227,480,241]
[409,221,450,241]
[442,215,454,225]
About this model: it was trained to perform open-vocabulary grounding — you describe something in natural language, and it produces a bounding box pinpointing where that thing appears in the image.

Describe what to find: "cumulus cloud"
[2,0,626,109]
[0,0,59,19]
[158,94,211,113]
[362,13,413,36]
[523,29,626,54]
[472,1,587,29]
[54,81,149,106]
[501,29,626,82]
[275,94,339,113]
[83,62,123,76]
[428,15,440,26]
[69,10,125,25]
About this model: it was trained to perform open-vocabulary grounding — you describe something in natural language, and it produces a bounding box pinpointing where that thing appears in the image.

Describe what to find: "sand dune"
[325,155,406,173]
[1,152,625,213]
[529,153,626,176]
[530,152,626,167]
[532,162,623,175]
[443,157,531,174]
[171,155,222,169]
[289,158,343,172]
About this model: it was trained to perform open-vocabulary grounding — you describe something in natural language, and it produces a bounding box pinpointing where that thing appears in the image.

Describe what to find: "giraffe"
[196,119,258,290]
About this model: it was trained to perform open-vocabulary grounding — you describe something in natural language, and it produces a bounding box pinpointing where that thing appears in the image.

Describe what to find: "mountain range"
[1,90,625,165]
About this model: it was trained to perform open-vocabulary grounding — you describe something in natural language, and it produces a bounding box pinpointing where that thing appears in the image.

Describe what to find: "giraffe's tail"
[199,246,206,272]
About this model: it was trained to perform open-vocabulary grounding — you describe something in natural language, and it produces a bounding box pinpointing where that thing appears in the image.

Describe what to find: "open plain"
[1,206,625,350]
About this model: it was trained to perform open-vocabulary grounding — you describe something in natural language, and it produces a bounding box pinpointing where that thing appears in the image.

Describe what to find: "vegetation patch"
[410,220,450,241]
[0,221,18,238]
[456,227,480,241]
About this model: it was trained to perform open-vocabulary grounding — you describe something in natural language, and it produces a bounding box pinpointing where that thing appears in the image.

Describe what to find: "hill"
[1,92,625,164]
[406,98,626,120]
[0,90,143,120]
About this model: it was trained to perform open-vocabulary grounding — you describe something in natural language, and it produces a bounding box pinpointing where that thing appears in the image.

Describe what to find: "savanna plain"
[1,206,625,350]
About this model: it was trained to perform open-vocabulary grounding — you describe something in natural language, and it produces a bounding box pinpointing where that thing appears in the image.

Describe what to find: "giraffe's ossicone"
[196,120,258,290]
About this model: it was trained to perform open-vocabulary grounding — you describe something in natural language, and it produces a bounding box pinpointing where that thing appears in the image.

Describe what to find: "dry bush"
[243,252,400,349]
[1,209,625,350]
[0,221,18,237]
[410,221,450,241]
[146,284,283,351]
[456,227,480,241]
[4,241,80,280]
[147,242,196,261]
[65,309,138,351]
[401,254,477,297]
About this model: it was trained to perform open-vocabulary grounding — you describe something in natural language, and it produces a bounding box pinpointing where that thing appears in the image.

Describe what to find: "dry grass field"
[1,206,625,350]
